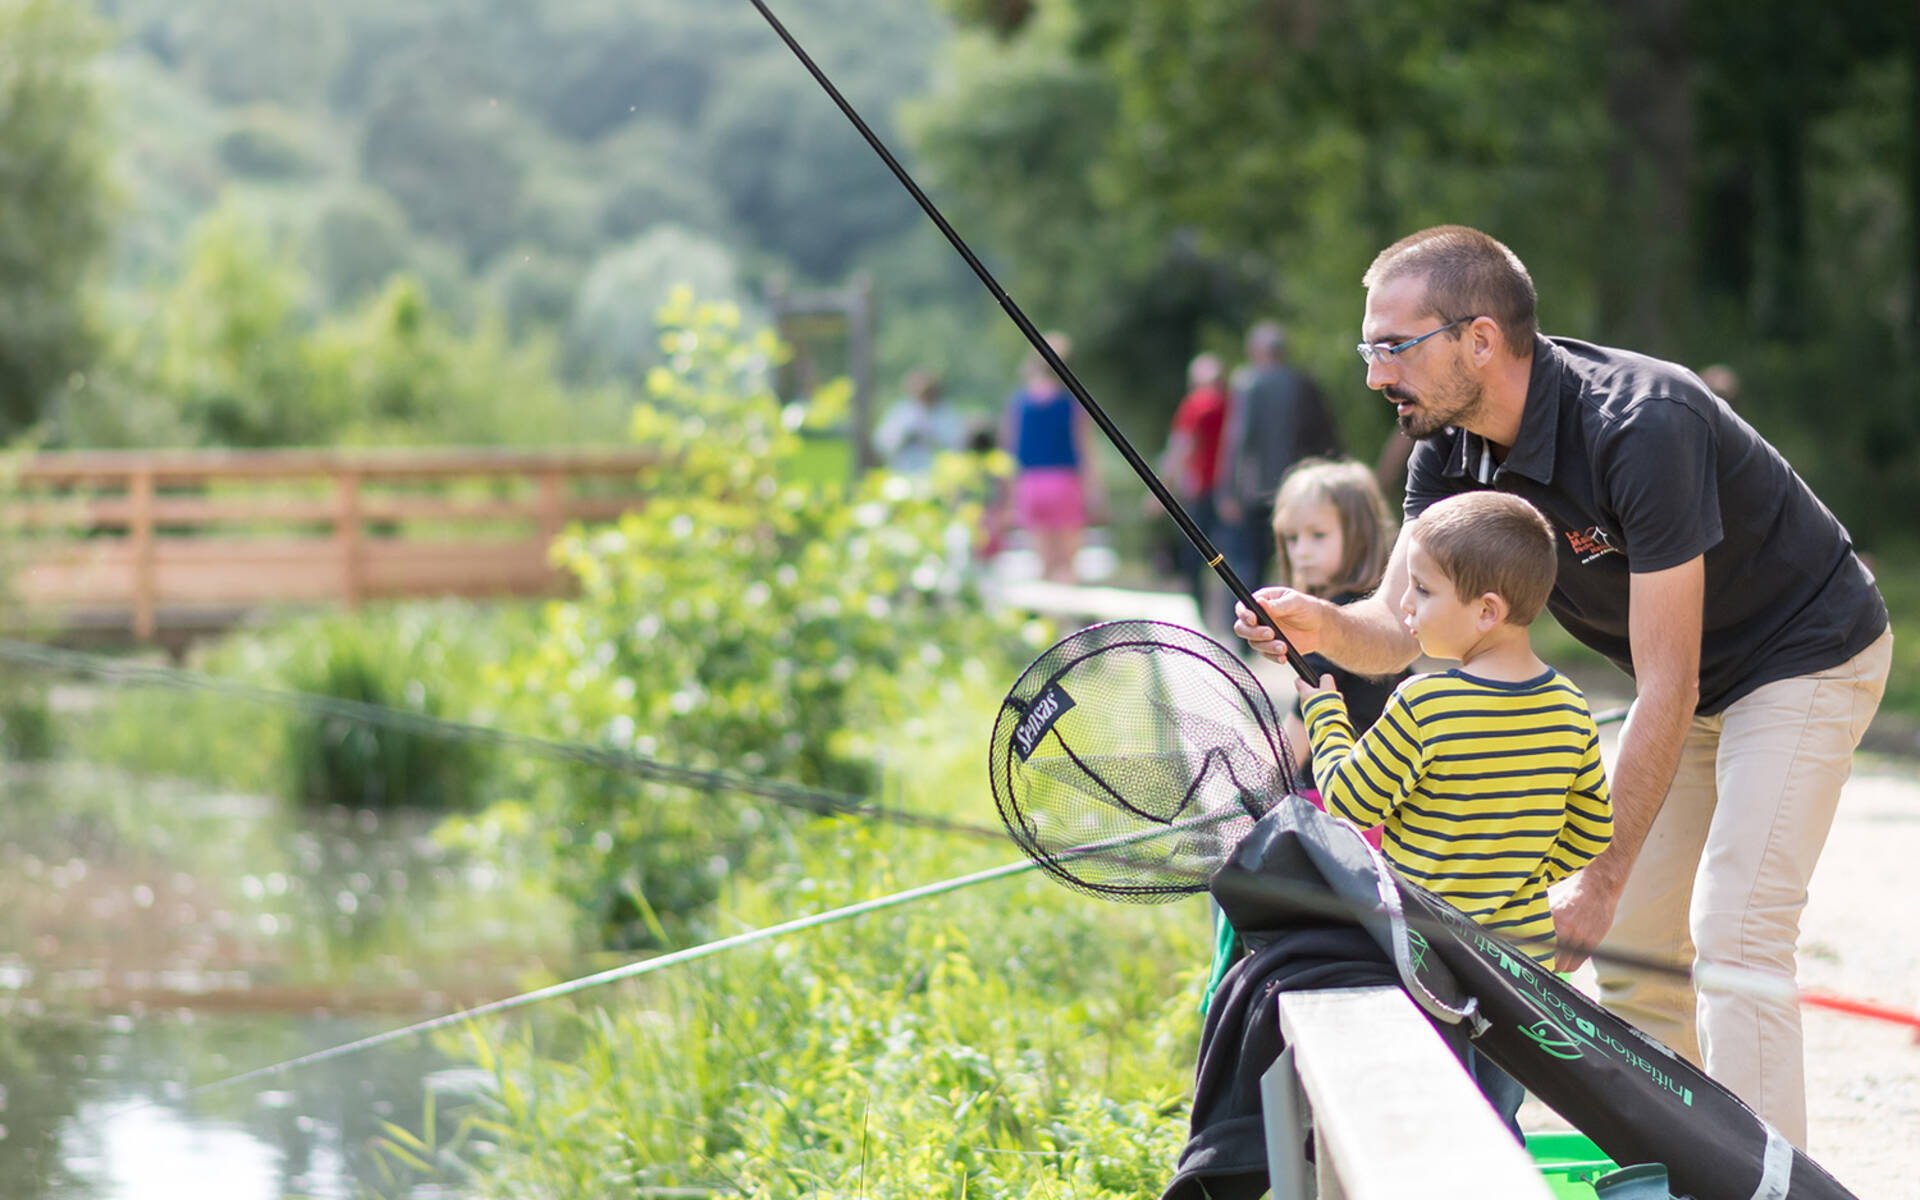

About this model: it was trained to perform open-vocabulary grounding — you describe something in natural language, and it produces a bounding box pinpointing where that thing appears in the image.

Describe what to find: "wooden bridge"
[4,447,657,645]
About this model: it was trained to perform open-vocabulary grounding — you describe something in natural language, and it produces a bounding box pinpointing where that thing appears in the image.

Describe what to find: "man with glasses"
[1235,224,1890,1149]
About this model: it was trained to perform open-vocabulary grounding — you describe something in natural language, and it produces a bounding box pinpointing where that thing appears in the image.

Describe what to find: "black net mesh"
[989,620,1299,903]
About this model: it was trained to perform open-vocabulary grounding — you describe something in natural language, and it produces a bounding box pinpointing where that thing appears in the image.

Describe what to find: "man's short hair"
[1363,226,1538,357]
[1408,491,1557,625]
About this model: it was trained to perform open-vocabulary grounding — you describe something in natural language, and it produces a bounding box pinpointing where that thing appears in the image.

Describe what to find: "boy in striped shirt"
[1296,489,1612,1131]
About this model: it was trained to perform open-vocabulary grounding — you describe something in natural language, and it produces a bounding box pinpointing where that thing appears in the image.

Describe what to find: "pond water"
[0,763,578,1199]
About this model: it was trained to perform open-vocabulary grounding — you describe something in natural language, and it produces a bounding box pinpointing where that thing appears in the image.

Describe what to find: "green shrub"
[67,602,524,806]
[458,292,1027,948]
[281,622,491,810]
[0,679,56,761]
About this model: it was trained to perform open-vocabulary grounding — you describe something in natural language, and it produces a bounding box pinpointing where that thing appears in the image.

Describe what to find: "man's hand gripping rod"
[746,0,1317,684]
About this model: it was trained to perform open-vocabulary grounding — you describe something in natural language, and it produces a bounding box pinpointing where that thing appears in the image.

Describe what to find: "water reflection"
[55,1012,467,1199]
[0,763,574,1199]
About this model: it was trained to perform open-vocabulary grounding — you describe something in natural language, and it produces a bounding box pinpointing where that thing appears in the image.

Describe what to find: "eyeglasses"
[1355,316,1478,366]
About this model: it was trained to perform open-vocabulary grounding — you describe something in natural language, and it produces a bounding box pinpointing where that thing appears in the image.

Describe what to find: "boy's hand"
[1294,673,1338,701]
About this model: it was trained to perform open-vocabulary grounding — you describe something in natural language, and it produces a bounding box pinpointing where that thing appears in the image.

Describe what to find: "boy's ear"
[1477,591,1509,631]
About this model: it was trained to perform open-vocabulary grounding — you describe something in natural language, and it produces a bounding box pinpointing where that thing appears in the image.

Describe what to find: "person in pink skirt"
[1002,333,1103,582]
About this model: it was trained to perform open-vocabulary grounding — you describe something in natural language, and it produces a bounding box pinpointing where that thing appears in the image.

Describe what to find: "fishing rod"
[742,0,1317,686]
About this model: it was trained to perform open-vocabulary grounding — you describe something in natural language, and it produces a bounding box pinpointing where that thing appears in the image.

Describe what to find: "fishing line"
[12,637,1900,1075]
[115,855,1042,1114]
[97,804,1910,1113]
[743,0,1317,686]
[10,644,1899,1104]
[0,637,1001,843]
[131,821,1858,1113]
[3,648,1890,1100]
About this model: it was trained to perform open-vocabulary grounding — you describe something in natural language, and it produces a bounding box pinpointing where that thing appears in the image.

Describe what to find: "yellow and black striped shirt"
[1301,668,1612,964]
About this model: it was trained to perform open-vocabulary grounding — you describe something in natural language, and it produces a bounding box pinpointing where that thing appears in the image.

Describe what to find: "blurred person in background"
[1002,333,1103,582]
[1214,321,1341,625]
[874,368,964,475]
[1153,351,1230,618]
[1700,363,1741,411]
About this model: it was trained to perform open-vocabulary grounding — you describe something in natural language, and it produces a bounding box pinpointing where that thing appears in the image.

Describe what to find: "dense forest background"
[9,0,1919,538]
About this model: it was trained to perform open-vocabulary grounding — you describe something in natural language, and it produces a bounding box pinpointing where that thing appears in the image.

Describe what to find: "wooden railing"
[5,447,658,641]
[1263,987,1553,1199]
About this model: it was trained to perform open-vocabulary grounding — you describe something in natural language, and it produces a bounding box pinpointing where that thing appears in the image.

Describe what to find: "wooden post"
[337,469,362,610]
[537,470,564,544]
[538,469,565,586]
[130,469,155,641]
[848,271,877,476]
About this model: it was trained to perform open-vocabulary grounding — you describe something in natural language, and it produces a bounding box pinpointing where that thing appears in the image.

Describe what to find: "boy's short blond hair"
[1408,491,1557,625]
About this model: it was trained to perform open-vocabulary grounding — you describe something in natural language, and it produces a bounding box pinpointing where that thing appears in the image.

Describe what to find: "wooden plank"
[153,542,345,603]
[18,539,574,609]
[537,469,564,545]
[337,470,362,609]
[361,541,561,597]
[1275,987,1552,1200]
[16,446,658,485]
[18,548,137,607]
[13,494,643,527]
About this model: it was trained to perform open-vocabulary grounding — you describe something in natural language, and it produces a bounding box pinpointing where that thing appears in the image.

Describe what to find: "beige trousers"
[1594,626,1892,1148]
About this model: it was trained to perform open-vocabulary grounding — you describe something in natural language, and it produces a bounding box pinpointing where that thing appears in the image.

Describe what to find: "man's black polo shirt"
[1405,335,1887,715]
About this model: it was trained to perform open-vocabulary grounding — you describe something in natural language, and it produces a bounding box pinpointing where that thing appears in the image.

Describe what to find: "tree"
[916,0,1920,533]
[0,0,113,436]
[565,225,761,384]
[903,0,1255,436]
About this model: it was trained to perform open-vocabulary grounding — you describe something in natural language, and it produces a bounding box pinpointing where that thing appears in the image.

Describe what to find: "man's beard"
[1389,359,1483,440]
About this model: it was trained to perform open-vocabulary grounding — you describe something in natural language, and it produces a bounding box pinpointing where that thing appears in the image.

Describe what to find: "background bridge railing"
[3,446,657,644]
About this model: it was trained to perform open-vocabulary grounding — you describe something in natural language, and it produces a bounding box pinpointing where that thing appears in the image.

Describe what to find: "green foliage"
[148,203,332,445]
[908,0,1616,456]
[215,110,327,180]
[358,78,530,270]
[0,684,56,763]
[919,0,1920,543]
[563,225,761,384]
[67,602,526,806]
[304,189,414,308]
[453,295,1024,947]
[69,204,633,448]
[280,621,491,811]
[95,0,955,313]
[0,0,113,437]
[1862,551,1920,719]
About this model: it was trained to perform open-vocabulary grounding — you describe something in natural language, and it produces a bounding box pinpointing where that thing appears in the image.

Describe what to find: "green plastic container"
[1525,1130,1618,1200]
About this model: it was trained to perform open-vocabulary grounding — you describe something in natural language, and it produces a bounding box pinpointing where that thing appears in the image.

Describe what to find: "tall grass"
[376,676,1215,1198]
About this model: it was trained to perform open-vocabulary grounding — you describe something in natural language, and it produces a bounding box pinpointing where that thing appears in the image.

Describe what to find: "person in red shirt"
[1157,352,1230,620]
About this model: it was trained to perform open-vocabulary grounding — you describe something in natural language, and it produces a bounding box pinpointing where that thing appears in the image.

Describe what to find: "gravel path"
[1518,751,1920,1197]
[1789,761,1920,1195]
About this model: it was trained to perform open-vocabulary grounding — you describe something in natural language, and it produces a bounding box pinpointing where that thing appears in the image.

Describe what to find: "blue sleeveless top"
[1011,388,1078,470]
